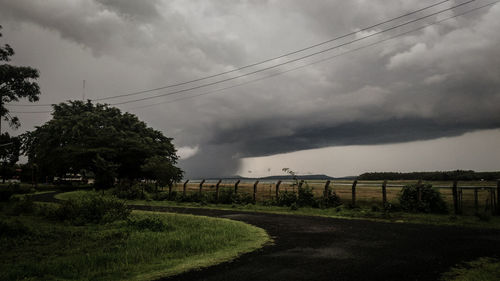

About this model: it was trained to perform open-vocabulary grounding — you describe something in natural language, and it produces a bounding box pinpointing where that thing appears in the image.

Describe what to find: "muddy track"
[32,192,500,281]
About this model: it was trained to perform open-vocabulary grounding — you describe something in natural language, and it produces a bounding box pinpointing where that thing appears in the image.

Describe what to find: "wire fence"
[170,179,500,215]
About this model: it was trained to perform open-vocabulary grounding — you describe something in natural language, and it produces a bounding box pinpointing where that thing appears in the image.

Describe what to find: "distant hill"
[203,174,357,181]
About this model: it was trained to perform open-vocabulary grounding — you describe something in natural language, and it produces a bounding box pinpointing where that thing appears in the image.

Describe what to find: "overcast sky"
[1,0,499,178]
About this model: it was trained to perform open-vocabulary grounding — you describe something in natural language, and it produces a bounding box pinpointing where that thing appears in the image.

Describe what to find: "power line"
[108,0,480,106]
[125,1,499,111]
[9,0,496,113]
[94,0,453,101]
[7,0,452,107]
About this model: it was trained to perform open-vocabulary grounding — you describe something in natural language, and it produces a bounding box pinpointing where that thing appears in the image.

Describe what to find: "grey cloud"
[95,0,161,21]
[1,1,499,178]
[178,144,242,178]
[210,117,500,157]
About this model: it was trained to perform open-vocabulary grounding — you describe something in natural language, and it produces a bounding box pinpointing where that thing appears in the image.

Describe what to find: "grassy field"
[0,200,270,281]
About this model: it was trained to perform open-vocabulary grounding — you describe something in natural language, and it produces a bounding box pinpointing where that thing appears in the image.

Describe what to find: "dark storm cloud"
[210,118,500,157]
[0,0,499,177]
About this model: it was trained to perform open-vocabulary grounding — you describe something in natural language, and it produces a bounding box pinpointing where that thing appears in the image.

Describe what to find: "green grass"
[0,204,270,281]
[55,189,94,200]
[441,257,500,281]
[56,190,500,229]
[131,199,500,229]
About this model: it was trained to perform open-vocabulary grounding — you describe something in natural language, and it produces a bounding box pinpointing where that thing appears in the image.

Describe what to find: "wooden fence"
[171,179,500,215]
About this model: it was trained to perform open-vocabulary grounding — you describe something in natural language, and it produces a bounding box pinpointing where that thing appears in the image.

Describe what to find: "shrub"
[127,217,168,232]
[230,193,254,205]
[46,193,131,225]
[0,183,33,201]
[297,184,317,207]
[9,197,35,215]
[181,192,211,204]
[0,219,30,237]
[399,183,447,213]
[277,191,297,207]
[142,183,157,193]
[152,191,171,201]
[112,184,146,200]
[0,188,15,202]
[476,212,492,222]
[318,188,342,209]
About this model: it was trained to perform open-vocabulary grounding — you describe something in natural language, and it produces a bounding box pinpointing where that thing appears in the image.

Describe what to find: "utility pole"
[82,80,86,101]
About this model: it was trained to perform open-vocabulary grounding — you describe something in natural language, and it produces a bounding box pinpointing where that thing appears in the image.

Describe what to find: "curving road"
[133,205,500,281]
[34,192,500,281]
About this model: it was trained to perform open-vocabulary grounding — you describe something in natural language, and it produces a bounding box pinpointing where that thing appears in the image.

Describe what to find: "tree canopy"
[0,25,41,181]
[0,25,40,130]
[23,101,183,186]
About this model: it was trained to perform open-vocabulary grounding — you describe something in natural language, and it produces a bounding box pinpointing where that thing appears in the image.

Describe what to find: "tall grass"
[441,257,500,281]
[0,210,269,281]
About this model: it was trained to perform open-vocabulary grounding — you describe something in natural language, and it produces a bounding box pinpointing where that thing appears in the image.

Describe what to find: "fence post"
[183,180,189,197]
[490,188,495,215]
[324,180,331,198]
[351,180,358,207]
[417,180,422,203]
[474,188,479,214]
[494,188,498,215]
[253,180,259,203]
[275,180,281,199]
[215,179,222,202]
[234,180,240,194]
[168,184,172,199]
[382,180,387,208]
[452,180,459,215]
[459,188,463,213]
[199,179,205,195]
[497,180,500,215]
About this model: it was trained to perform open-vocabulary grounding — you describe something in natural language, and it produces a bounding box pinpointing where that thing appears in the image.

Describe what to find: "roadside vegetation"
[0,194,270,281]
[57,186,500,230]
[441,257,500,281]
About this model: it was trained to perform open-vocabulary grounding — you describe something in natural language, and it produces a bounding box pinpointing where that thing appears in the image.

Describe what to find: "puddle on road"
[269,246,353,259]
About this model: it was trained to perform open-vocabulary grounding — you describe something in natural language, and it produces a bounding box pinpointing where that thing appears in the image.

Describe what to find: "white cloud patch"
[176,145,199,160]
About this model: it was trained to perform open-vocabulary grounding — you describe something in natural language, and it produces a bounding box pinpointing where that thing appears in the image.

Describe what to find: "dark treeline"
[358,170,500,181]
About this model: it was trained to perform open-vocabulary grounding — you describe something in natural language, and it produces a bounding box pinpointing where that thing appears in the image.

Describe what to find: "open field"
[0,201,269,281]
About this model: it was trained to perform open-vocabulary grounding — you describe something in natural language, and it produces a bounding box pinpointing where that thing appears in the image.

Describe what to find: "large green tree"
[23,101,183,187]
[0,25,41,131]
